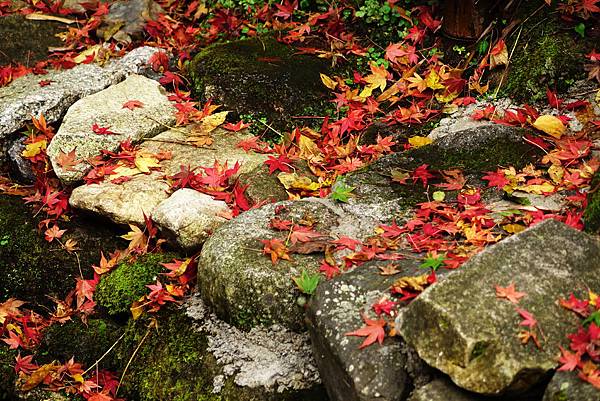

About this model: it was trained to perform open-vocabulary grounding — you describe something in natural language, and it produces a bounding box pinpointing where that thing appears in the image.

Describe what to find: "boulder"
[307,261,433,401]
[189,36,330,132]
[398,219,600,395]
[543,371,600,401]
[198,198,347,331]
[0,46,164,140]
[47,74,175,184]
[152,189,229,250]
[7,136,35,183]
[69,127,267,229]
[0,15,65,66]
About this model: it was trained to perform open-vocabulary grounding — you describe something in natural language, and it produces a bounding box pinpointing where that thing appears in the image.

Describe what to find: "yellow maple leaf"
[109,165,141,180]
[22,139,47,158]
[134,153,161,173]
[425,69,445,90]
[532,115,566,139]
[320,73,337,90]
[121,224,148,251]
[298,135,323,162]
[198,111,229,133]
[516,181,555,194]
[277,172,321,191]
[408,136,433,148]
[406,72,427,92]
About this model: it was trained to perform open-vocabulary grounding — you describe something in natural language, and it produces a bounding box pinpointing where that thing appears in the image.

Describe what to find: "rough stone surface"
[407,379,482,401]
[190,36,330,132]
[69,128,268,227]
[307,261,434,401]
[7,136,35,183]
[398,219,600,395]
[543,371,600,401]
[152,188,229,250]
[0,14,65,66]
[185,297,322,393]
[0,46,164,140]
[47,74,175,184]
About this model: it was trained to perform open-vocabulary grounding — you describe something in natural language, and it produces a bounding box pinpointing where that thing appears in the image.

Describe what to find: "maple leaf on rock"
[345,313,386,349]
[516,307,538,328]
[495,283,526,304]
[558,346,581,371]
[261,238,291,264]
[122,100,144,110]
[56,149,79,171]
[92,124,116,135]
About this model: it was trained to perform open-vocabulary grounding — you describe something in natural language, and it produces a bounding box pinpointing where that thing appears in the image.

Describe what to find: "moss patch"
[503,16,585,102]
[584,172,600,233]
[0,14,66,66]
[0,347,16,401]
[95,253,178,316]
[38,318,124,370]
[113,309,325,401]
[189,36,331,135]
[0,195,125,309]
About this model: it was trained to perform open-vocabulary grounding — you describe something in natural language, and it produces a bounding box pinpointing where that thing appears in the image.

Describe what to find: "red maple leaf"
[274,0,298,19]
[14,353,38,374]
[319,261,340,279]
[516,307,538,328]
[482,169,509,189]
[289,226,322,245]
[546,88,563,109]
[412,164,434,187]
[122,100,145,110]
[92,123,116,135]
[345,314,386,349]
[264,155,293,174]
[557,346,580,371]
[223,120,250,132]
[495,283,526,304]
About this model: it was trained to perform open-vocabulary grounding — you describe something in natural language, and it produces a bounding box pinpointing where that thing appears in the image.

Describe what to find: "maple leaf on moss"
[345,314,386,349]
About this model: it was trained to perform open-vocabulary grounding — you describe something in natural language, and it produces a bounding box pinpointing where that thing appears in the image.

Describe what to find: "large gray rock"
[69,128,267,228]
[152,188,229,250]
[0,46,164,140]
[307,261,433,401]
[398,219,600,395]
[543,371,600,401]
[47,74,176,184]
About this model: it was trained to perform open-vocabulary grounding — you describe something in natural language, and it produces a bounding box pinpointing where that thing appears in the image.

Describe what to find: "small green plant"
[293,269,320,295]
[0,235,9,246]
[331,179,355,203]
[574,22,586,37]
[452,45,466,55]
[419,252,446,271]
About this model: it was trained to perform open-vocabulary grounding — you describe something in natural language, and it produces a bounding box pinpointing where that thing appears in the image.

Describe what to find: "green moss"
[0,14,65,66]
[504,19,584,102]
[584,172,600,233]
[95,253,177,316]
[0,195,125,309]
[189,36,330,135]
[38,318,124,370]
[0,347,16,400]
[113,309,325,401]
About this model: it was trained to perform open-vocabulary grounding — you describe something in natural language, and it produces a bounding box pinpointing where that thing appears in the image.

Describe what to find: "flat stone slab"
[0,46,163,139]
[69,128,267,229]
[398,219,600,395]
[47,74,175,184]
[407,379,482,401]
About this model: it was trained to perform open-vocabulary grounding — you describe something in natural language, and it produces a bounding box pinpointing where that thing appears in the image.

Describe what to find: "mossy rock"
[38,318,124,370]
[584,171,600,233]
[503,15,585,102]
[0,14,66,66]
[0,347,16,401]
[189,36,331,134]
[112,308,326,401]
[95,252,178,316]
[0,195,125,308]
